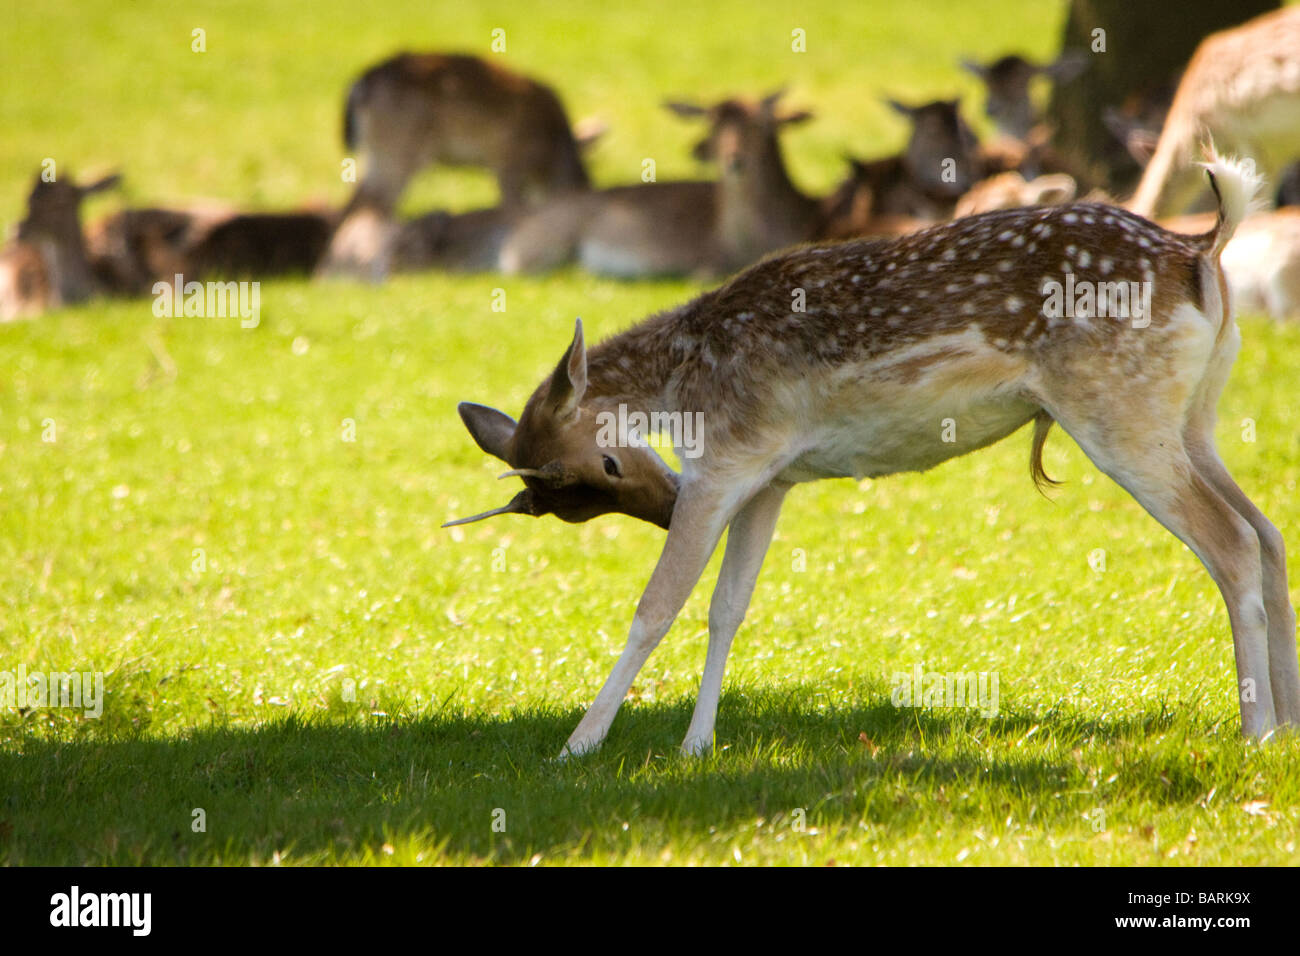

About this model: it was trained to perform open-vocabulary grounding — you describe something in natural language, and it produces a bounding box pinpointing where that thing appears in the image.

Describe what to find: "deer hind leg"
[560,482,738,758]
[1182,326,1300,726]
[1047,399,1277,736]
[681,481,790,756]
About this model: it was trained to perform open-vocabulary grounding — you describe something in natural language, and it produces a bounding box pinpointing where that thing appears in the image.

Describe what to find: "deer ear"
[778,109,814,127]
[960,58,990,80]
[80,173,122,197]
[664,100,708,119]
[545,318,587,419]
[885,98,914,118]
[1045,50,1088,83]
[458,402,517,462]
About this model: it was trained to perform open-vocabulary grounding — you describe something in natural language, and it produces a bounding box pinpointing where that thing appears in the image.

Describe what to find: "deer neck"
[581,310,687,416]
[717,137,816,258]
[42,233,98,305]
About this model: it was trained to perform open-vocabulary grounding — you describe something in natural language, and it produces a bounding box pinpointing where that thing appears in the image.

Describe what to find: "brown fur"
[340,51,589,216]
[1130,7,1300,217]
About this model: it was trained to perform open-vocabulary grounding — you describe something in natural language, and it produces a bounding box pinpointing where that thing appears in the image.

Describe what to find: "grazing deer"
[339,52,591,216]
[961,52,1088,141]
[0,170,119,321]
[447,152,1298,757]
[498,92,818,278]
[1129,6,1300,218]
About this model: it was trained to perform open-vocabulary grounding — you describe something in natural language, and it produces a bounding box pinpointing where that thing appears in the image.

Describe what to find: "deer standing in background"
[0,170,119,321]
[447,153,1298,757]
[1130,6,1300,218]
[320,52,595,279]
[339,52,590,215]
[498,92,820,278]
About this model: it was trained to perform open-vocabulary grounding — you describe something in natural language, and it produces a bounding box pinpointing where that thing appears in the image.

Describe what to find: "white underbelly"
[773,332,1038,483]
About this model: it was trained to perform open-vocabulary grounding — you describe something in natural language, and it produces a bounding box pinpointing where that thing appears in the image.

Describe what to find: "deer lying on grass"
[0,170,119,320]
[89,204,337,288]
[1130,6,1300,218]
[833,99,984,223]
[388,205,519,274]
[447,151,1298,756]
[953,170,1077,218]
[498,92,818,278]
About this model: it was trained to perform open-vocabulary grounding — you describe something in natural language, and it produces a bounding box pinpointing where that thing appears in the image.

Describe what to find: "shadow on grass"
[0,687,1232,864]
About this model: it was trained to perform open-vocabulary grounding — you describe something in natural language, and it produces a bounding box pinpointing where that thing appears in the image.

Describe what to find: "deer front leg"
[560,482,735,758]
[682,481,789,756]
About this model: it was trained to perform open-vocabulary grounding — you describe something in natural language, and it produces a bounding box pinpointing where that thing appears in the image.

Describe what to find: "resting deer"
[447,151,1298,757]
[89,204,337,288]
[498,91,819,278]
[954,170,1077,218]
[0,170,119,321]
[1130,6,1300,218]
[837,98,983,222]
[961,52,1088,141]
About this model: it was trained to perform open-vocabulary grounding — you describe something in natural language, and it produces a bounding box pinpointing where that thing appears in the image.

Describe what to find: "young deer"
[0,170,119,321]
[1129,6,1300,218]
[498,92,818,278]
[447,152,1298,756]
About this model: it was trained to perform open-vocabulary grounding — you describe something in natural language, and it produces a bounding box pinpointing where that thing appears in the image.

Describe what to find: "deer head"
[885,98,980,198]
[961,52,1087,140]
[16,171,120,245]
[663,90,812,172]
[446,319,680,530]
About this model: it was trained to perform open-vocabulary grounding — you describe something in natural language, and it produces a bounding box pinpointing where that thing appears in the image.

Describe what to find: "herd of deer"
[4,7,1300,323]
[5,9,1300,757]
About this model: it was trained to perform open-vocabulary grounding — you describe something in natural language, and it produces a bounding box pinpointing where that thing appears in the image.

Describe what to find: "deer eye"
[602,455,622,478]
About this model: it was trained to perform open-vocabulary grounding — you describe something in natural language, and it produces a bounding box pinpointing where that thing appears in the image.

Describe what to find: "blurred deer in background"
[962,51,1088,141]
[1129,6,1300,218]
[320,52,598,279]
[498,91,820,278]
[0,170,119,320]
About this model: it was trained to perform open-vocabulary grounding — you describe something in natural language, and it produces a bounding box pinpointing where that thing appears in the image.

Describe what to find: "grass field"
[2,1,1298,866]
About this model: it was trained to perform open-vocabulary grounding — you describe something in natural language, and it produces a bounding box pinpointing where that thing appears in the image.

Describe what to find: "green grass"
[3,0,1300,866]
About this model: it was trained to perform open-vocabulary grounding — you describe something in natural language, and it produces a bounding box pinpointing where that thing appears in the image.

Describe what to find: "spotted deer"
[498,92,819,278]
[447,152,1297,757]
[0,170,119,321]
[1130,6,1300,218]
